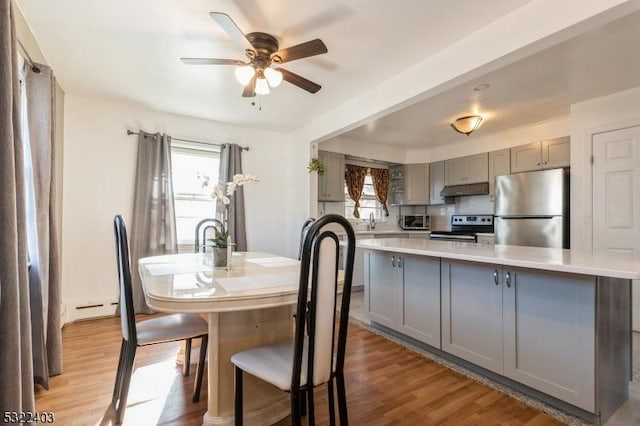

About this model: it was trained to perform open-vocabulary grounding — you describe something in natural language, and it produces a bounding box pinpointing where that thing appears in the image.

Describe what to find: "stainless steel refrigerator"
[494,168,569,248]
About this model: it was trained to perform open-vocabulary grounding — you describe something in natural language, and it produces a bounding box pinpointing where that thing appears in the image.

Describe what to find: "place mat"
[216,271,299,292]
[145,262,211,276]
[245,257,300,268]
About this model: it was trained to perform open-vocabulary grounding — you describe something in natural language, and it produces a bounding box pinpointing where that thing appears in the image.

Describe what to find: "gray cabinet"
[441,260,503,374]
[510,137,570,173]
[368,251,402,329]
[488,149,511,201]
[444,153,488,185]
[404,164,429,205]
[318,151,345,201]
[442,259,596,411]
[503,268,595,411]
[429,161,446,205]
[368,251,440,347]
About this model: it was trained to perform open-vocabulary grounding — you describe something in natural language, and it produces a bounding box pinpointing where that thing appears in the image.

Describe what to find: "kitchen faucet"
[367,212,376,231]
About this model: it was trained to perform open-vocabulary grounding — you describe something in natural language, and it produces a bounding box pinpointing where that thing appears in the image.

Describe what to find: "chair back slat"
[292,214,356,392]
[297,217,316,260]
[194,218,225,253]
[113,215,137,345]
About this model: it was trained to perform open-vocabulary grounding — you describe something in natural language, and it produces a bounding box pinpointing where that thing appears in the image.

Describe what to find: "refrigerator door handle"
[496,215,556,220]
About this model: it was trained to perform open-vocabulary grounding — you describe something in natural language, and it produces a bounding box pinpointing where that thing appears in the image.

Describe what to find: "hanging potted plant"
[307,157,326,175]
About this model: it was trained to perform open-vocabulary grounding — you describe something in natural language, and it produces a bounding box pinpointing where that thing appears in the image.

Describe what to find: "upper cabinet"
[429,161,446,205]
[444,153,489,186]
[389,164,405,206]
[510,137,570,173]
[404,163,430,205]
[488,149,511,201]
[317,151,345,202]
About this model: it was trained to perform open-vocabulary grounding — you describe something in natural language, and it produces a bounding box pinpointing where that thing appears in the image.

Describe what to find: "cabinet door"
[444,157,469,186]
[466,153,489,183]
[405,164,429,204]
[445,153,488,185]
[503,268,595,411]
[510,142,542,173]
[488,149,511,201]
[400,255,441,348]
[429,161,446,204]
[541,137,570,169]
[441,260,503,374]
[318,151,345,201]
[368,251,402,330]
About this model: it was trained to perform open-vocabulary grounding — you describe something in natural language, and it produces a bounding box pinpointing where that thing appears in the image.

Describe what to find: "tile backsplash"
[427,195,494,230]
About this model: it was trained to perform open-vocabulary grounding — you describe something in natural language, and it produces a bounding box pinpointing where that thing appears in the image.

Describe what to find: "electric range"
[429,214,494,242]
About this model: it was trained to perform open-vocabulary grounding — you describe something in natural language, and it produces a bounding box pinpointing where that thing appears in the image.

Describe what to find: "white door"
[592,126,640,330]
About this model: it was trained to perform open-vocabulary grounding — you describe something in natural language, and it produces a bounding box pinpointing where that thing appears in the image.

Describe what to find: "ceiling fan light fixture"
[451,115,483,136]
[235,65,255,86]
[264,67,283,87]
[255,77,270,95]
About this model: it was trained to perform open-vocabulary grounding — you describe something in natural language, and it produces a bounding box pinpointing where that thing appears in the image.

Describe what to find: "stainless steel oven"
[429,215,493,242]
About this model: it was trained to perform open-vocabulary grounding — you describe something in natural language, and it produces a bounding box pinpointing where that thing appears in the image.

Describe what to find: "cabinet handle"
[391,256,396,268]
[493,269,499,285]
[505,271,512,288]
[543,160,548,165]
[398,257,402,269]
[536,162,540,166]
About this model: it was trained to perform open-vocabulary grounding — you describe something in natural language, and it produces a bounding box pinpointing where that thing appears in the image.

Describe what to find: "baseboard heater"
[69,300,118,322]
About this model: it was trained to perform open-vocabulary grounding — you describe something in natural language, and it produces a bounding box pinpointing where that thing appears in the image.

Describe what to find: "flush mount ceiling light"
[451,115,484,136]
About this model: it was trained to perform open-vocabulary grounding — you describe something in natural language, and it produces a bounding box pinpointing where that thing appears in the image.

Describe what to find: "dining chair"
[195,218,225,253]
[297,217,316,260]
[232,214,356,426]
[111,215,209,424]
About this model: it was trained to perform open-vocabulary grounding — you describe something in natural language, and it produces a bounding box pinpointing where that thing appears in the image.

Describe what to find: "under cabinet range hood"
[440,182,489,197]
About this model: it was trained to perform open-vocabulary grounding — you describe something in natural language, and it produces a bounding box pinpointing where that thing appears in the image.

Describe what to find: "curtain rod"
[126,130,249,151]
[17,39,41,73]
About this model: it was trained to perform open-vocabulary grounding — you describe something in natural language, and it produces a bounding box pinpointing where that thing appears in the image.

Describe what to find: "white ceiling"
[337,10,640,148]
[16,1,640,148]
[15,0,532,132]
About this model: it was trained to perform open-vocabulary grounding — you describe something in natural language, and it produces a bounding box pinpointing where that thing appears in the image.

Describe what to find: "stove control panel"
[451,215,493,226]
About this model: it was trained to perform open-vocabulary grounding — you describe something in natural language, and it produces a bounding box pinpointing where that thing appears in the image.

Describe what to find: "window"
[171,144,220,249]
[344,174,385,220]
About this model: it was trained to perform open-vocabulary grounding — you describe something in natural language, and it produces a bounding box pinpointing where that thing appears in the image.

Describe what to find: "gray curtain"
[25,64,63,387]
[129,131,178,313]
[217,144,247,251]
[0,0,36,414]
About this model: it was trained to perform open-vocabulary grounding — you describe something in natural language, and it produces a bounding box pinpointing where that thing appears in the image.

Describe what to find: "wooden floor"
[35,315,563,425]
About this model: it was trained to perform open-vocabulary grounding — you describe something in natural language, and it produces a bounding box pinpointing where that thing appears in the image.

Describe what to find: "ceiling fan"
[181,12,328,97]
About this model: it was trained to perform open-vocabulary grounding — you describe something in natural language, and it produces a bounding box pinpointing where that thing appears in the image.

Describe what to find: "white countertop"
[357,238,640,279]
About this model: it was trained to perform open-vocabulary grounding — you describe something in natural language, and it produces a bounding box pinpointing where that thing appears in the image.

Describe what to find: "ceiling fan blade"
[272,39,327,63]
[181,58,245,65]
[242,75,256,97]
[210,12,255,52]
[277,68,322,93]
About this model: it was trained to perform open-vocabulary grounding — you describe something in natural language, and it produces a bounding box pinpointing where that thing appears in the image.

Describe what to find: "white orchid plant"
[209,174,260,248]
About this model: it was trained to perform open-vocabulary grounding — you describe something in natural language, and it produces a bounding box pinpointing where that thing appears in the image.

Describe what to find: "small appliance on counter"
[429,215,494,242]
[494,168,569,248]
[400,214,430,230]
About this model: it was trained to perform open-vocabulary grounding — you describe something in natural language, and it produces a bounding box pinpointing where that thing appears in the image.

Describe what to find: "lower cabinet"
[368,251,440,348]
[441,259,596,411]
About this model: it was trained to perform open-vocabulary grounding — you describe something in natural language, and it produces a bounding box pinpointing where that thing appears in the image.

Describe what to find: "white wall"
[570,86,640,250]
[62,95,292,319]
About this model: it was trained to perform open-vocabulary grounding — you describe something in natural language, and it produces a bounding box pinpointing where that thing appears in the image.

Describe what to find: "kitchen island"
[357,238,640,424]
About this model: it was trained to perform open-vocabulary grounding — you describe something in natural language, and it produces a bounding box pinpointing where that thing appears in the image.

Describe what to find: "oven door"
[429,233,477,242]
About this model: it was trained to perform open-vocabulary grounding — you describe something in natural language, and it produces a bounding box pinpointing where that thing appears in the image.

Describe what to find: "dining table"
[138,251,310,426]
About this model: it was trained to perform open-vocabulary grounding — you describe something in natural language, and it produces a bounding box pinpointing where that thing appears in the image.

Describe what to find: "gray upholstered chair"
[232,214,356,425]
[111,215,209,424]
